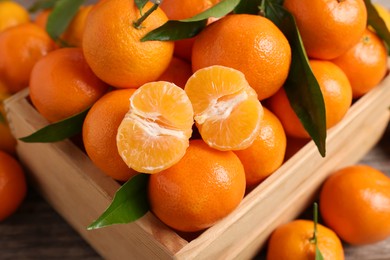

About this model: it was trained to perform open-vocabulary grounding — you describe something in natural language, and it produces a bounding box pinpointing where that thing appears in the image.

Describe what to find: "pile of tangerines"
[1,0,390,258]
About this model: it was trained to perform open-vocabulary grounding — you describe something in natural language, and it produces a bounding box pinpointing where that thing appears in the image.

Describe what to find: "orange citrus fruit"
[192,14,291,101]
[320,165,390,245]
[159,0,220,61]
[267,219,344,260]
[61,5,94,47]
[116,81,194,174]
[29,48,109,123]
[157,56,193,89]
[234,108,286,188]
[184,65,263,151]
[148,139,246,232]
[82,0,174,88]
[268,60,352,138]
[0,0,29,32]
[283,0,367,60]
[0,150,27,221]
[34,9,51,29]
[83,89,138,182]
[332,29,388,98]
[0,23,57,94]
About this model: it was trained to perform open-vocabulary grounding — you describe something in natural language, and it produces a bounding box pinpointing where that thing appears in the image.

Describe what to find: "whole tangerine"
[148,139,246,232]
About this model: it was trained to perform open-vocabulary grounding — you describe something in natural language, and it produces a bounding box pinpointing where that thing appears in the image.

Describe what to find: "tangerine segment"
[185,65,263,151]
[117,81,194,174]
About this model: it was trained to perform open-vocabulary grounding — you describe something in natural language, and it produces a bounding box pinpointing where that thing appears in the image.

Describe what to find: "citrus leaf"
[142,0,240,41]
[28,0,58,13]
[141,20,207,41]
[265,2,326,156]
[315,246,325,260]
[233,0,261,14]
[87,174,149,230]
[364,0,390,53]
[19,108,88,143]
[46,0,85,42]
[134,0,148,11]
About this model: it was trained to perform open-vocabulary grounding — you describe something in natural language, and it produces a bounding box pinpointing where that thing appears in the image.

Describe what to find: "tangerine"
[192,14,291,101]
[159,0,220,61]
[267,219,344,260]
[268,60,352,138]
[83,89,138,182]
[29,48,109,123]
[234,108,286,188]
[184,65,263,151]
[82,0,174,88]
[284,0,367,60]
[0,23,57,93]
[332,29,388,98]
[116,81,194,174]
[157,56,193,89]
[0,150,27,221]
[148,139,246,232]
[0,0,29,32]
[320,165,390,245]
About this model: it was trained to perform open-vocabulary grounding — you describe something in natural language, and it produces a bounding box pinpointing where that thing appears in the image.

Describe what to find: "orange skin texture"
[160,0,220,61]
[0,23,57,94]
[0,151,27,221]
[267,219,344,260]
[29,48,109,123]
[320,165,390,245]
[234,108,286,188]
[284,0,367,60]
[192,14,291,101]
[82,0,174,88]
[148,139,246,232]
[268,60,352,138]
[157,56,193,89]
[83,89,138,182]
[332,29,388,98]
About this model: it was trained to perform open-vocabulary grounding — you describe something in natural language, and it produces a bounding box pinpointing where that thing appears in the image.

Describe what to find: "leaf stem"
[133,1,161,29]
[310,202,319,244]
[259,0,266,17]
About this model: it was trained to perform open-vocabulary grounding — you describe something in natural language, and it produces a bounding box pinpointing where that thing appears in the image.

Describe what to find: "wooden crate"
[4,69,390,259]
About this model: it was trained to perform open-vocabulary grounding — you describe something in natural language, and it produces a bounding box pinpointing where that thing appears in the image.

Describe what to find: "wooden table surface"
[1,123,389,259]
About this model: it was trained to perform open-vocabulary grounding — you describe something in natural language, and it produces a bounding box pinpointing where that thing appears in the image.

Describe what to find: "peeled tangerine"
[185,65,263,151]
[116,81,194,174]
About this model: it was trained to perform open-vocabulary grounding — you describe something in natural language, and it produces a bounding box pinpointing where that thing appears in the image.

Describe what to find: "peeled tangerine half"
[117,81,194,174]
[185,65,263,151]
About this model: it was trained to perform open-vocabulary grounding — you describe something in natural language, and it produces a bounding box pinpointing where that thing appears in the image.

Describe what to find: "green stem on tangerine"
[133,1,161,29]
[310,202,319,244]
[258,0,266,17]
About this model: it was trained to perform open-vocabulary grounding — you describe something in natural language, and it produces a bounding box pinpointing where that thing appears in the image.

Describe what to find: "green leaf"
[364,0,390,53]
[315,245,325,260]
[233,0,261,14]
[46,0,85,42]
[19,108,88,143]
[142,20,207,41]
[87,174,149,230]
[134,0,148,11]
[142,0,240,41]
[28,0,58,13]
[265,2,326,156]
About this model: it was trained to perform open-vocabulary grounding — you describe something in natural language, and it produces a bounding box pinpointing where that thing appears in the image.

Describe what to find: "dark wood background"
[1,124,389,259]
